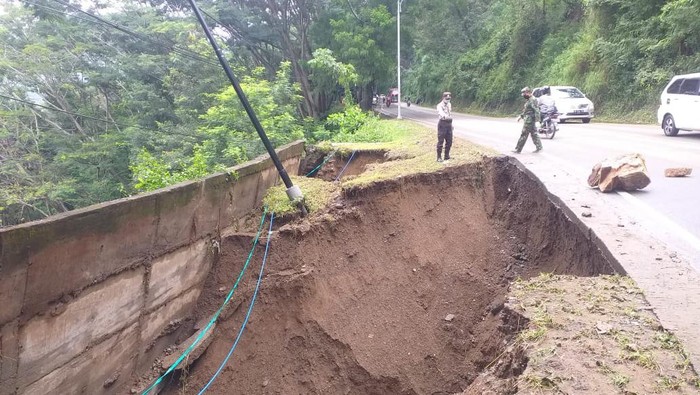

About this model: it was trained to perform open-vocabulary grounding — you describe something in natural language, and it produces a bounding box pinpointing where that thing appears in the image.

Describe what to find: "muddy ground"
[139,155,638,395]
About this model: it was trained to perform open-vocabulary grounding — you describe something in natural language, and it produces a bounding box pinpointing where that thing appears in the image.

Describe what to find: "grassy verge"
[262,118,496,217]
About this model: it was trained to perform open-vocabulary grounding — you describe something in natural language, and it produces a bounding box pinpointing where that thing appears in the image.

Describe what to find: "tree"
[196,62,305,166]
[307,48,358,115]
[314,1,398,109]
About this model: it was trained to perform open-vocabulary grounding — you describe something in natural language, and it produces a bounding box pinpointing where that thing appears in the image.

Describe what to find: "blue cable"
[334,150,356,181]
[198,212,275,394]
[141,208,268,395]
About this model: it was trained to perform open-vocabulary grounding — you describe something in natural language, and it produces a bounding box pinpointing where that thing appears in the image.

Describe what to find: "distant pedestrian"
[436,91,453,162]
[513,87,543,154]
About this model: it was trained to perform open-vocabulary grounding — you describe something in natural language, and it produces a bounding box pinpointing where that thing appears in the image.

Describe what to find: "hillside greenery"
[1,0,698,226]
[404,0,700,118]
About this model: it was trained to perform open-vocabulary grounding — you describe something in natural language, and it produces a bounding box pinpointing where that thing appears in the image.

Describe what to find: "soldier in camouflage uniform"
[513,87,543,154]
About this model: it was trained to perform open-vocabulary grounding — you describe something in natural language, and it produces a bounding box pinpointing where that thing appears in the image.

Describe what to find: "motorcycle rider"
[537,86,557,130]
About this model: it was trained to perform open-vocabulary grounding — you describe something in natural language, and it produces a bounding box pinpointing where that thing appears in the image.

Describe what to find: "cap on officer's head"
[443,91,452,98]
[520,87,531,94]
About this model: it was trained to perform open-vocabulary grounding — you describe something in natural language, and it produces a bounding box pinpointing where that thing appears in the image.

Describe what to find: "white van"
[549,86,595,123]
[657,72,700,136]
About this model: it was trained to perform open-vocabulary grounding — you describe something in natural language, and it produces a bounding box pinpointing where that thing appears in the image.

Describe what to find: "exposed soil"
[303,150,388,181]
[463,274,700,394]
[155,157,620,394]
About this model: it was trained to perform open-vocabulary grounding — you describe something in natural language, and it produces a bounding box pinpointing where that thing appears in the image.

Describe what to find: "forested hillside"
[404,0,700,117]
[1,0,698,226]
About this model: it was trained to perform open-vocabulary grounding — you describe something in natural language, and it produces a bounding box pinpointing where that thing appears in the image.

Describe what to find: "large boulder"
[587,153,651,192]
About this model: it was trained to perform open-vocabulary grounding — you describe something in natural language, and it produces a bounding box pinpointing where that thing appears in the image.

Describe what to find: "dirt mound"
[158,158,615,394]
[463,274,700,394]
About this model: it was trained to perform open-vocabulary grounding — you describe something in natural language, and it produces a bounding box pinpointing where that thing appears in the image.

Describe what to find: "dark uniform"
[436,92,453,162]
[514,88,543,153]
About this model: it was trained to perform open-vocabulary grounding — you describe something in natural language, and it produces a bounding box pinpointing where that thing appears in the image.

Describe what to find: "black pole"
[187,0,297,193]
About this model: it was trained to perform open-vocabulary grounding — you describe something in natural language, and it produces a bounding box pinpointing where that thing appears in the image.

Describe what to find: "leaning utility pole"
[187,0,305,213]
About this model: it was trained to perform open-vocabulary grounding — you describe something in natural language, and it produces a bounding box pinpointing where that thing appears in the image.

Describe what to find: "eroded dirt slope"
[160,161,613,395]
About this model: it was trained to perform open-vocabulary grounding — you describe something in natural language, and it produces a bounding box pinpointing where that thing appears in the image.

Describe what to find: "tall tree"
[313,0,399,110]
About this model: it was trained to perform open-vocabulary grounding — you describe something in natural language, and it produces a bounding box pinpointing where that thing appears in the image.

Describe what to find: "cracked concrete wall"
[0,141,304,394]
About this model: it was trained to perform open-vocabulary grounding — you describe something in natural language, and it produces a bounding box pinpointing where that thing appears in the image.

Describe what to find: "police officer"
[513,87,543,154]
[436,92,453,162]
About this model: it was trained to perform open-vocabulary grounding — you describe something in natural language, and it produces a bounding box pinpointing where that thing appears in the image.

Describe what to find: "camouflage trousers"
[514,122,542,152]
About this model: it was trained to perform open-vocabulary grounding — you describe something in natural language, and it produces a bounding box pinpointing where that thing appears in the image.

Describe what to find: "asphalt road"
[382,103,700,271]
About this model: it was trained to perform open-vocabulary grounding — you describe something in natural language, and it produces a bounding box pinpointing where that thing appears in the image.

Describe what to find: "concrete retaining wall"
[0,141,305,394]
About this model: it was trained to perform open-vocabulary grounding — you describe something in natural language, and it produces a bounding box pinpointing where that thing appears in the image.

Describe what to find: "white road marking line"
[617,190,700,253]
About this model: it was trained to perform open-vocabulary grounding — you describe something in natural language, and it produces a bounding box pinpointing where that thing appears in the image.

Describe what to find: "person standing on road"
[436,91,453,162]
[513,87,543,154]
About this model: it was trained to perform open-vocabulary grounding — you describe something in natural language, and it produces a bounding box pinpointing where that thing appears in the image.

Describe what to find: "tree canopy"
[2,0,698,226]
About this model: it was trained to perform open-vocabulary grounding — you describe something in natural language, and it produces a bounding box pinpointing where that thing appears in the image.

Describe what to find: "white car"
[549,86,595,123]
[657,72,700,136]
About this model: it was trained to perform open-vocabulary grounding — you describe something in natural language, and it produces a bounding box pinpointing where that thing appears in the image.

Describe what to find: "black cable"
[0,93,199,138]
[0,93,127,126]
[19,1,224,82]
[52,0,219,66]
[39,0,221,68]
[199,7,282,52]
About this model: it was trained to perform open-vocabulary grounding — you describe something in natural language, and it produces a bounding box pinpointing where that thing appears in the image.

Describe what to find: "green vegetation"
[524,374,560,390]
[403,0,700,122]
[3,0,698,225]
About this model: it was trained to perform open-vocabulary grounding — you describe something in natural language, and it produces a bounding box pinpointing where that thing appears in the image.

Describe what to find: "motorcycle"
[538,110,558,139]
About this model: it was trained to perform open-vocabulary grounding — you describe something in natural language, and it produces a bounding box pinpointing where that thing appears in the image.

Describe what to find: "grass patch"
[262,176,340,217]
[338,120,493,188]
[654,330,692,372]
[597,362,630,389]
[622,348,658,370]
[611,373,630,388]
[524,374,560,390]
[264,118,493,216]
[690,377,700,388]
[519,327,547,342]
[532,346,557,364]
[514,272,559,292]
[656,375,684,391]
[532,304,555,329]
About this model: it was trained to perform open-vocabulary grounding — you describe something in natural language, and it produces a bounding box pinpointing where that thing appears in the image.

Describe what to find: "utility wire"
[22,0,215,68]
[305,150,337,177]
[51,0,219,66]
[18,1,224,89]
[197,212,275,395]
[334,150,357,181]
[141,209,269,395]
[37,0,221,68]
[0,93,127,126]
[0,93,200,138]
